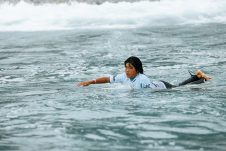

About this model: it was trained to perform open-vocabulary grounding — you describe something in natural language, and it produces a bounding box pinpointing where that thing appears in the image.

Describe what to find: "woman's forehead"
[125,63,134,67]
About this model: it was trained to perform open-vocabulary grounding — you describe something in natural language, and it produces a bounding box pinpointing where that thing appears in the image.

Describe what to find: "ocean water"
[1,0,226,150]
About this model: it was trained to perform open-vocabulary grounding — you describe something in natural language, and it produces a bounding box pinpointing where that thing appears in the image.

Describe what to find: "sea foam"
[0,0,226,31]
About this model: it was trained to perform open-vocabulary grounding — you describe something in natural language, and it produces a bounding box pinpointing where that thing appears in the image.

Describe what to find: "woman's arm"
[77,77,110,87]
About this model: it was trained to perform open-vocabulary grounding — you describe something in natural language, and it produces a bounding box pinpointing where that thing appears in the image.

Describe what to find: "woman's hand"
[77,80,94,87]
[195,70,212,81]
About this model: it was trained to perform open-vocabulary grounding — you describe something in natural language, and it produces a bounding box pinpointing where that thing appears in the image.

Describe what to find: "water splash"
[0,0,226,31]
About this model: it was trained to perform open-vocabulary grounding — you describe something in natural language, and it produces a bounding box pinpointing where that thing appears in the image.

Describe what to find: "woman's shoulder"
[137,73,150,81]
[110,73,127,83]
[115,73,126,78]
[138,73,149,78]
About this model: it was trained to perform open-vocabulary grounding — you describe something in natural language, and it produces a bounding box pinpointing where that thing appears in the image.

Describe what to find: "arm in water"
[78,77,110,87]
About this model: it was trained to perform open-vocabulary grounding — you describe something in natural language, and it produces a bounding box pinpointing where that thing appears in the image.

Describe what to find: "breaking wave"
[0,0,226,31]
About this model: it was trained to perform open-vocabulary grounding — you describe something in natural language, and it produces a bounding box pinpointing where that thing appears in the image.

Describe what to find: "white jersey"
[109,73,166,89]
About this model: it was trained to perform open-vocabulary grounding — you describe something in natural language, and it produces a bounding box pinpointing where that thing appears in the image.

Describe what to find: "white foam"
[0,0,226,31]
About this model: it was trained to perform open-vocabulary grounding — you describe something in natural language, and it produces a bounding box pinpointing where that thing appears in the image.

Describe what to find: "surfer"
[77,56,211,89]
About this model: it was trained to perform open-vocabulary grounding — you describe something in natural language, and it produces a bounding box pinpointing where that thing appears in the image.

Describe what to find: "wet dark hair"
[124,56,144,74]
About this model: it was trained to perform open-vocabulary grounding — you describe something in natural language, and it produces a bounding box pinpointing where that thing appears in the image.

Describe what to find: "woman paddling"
[77,56,211,89]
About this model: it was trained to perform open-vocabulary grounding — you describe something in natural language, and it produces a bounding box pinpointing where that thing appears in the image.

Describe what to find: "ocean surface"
[1,0,226,150]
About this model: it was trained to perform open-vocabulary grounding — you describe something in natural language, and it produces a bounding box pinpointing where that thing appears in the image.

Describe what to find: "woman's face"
[125,63,138,78]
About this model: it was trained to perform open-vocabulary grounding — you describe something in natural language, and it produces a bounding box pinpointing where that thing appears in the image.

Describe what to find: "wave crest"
[0,0,226,31]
